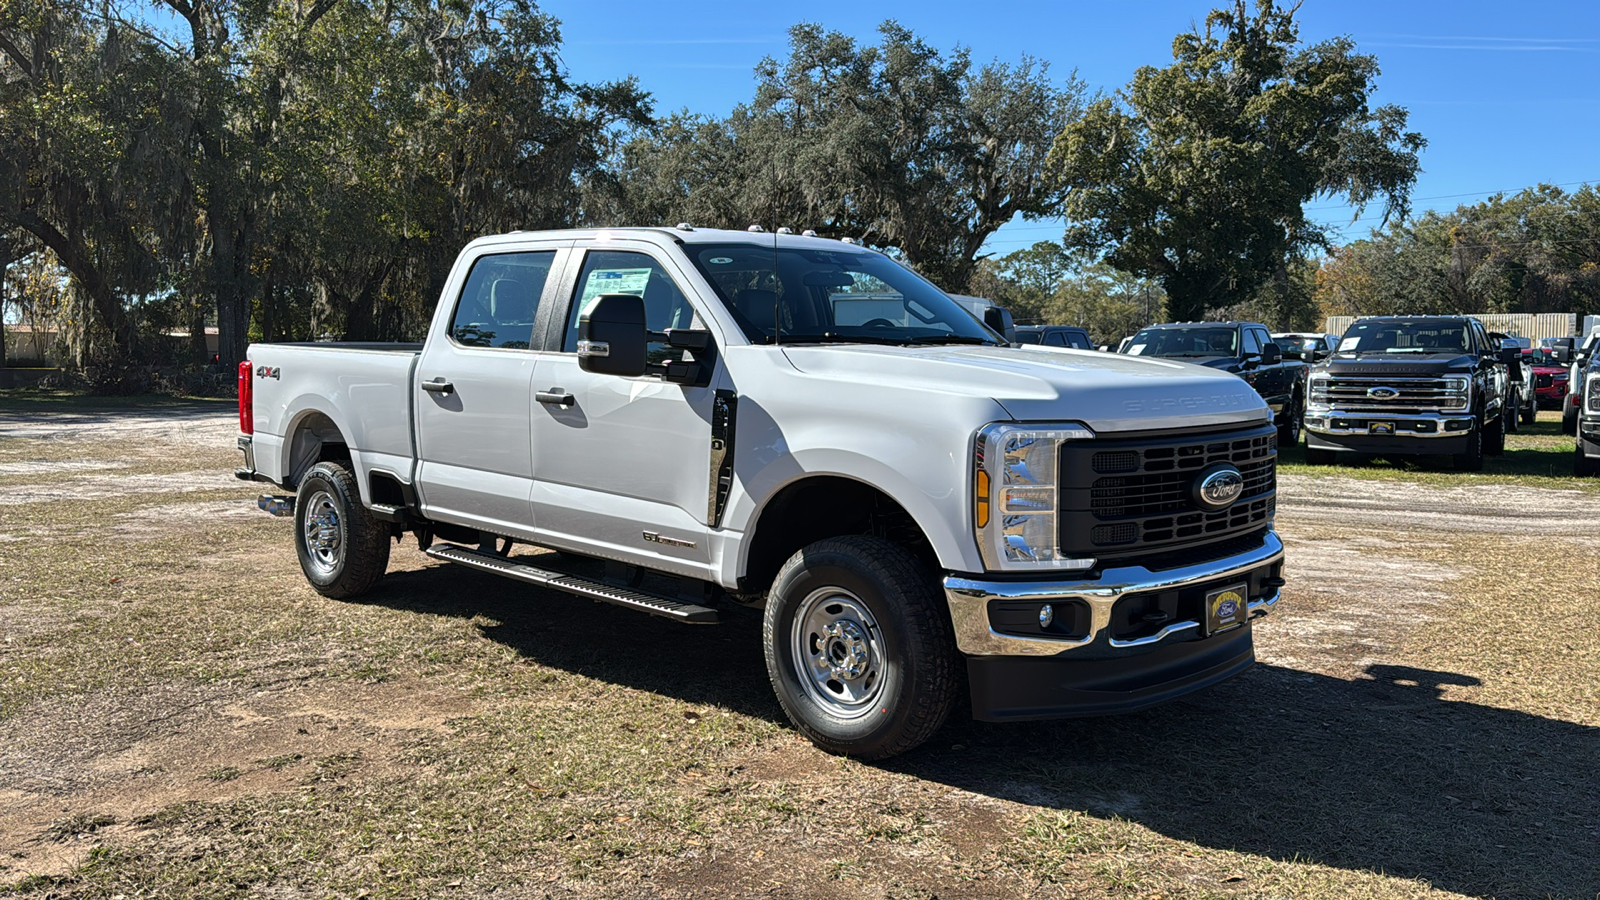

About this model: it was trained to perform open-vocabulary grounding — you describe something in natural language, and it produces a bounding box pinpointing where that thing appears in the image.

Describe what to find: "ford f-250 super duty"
[1305,315,1521,471]
[235,226,1285,759]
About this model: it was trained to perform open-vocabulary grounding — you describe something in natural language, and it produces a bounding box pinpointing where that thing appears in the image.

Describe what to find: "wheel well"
[285,411,350,487]
[740,477,937,595]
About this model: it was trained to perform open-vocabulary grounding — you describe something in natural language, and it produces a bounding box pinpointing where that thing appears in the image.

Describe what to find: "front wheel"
[1576,442,1600,477]
[763,536,959,760]
[294,461,392,599]
[1276,393,1303,447]
[1485,414,1506,456]
[1452,422,1484,472]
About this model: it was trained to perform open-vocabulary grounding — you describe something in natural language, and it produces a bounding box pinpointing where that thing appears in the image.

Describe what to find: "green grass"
[1281,411,1600,490]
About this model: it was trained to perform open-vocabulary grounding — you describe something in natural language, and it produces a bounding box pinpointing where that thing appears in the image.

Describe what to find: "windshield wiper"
[763,332,906,346]
[905,334,997,346]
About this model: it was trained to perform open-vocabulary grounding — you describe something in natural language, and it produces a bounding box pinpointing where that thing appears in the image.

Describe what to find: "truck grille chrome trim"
[943,531,1284,656]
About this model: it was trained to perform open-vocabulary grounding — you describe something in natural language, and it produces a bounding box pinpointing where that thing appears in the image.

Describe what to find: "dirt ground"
[1,401,1596,899]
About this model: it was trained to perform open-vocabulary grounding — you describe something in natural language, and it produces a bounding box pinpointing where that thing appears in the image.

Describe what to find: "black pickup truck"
[1304,315,1520,471]
[1121,321,1308,444]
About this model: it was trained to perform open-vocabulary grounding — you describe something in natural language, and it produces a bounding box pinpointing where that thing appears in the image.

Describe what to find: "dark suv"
[1119,321,1308,444]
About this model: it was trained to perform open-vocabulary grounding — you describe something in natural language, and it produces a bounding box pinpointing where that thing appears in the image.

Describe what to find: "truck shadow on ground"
[369,563,1599,900]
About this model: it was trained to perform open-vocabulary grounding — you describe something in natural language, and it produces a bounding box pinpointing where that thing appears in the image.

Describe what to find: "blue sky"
[546,0,1600,259]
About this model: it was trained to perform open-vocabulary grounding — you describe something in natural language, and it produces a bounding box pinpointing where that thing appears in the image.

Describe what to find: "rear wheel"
[294,461,391,599]
[1452,421,1484,472]
[1522,391,1537,425]
[1563,404,1579,435]
[763,536,958,760]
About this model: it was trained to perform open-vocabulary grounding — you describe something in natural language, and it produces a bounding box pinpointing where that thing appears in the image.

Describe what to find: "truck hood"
[779,344,1269,433]
[1321,353,1476,376]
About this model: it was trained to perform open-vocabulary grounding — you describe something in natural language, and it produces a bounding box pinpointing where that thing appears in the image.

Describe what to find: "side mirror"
[1499,347,1521,368]
[578,293,649,377]
[1555,346,1572,364]
[982,306,1015,342]
[1260,343,1282,366]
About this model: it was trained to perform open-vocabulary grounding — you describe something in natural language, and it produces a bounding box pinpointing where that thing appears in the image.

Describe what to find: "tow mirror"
[578,293,649,377]
[1260,343,1282,366]
[1554,346,1572,364]
[982,306,1015,343]
[1499,347,1521,369]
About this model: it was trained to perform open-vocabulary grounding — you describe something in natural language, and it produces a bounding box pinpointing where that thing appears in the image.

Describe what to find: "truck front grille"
[1312,375,1465,415]
[1058,423,1276,562]
[1535,373,1554,390]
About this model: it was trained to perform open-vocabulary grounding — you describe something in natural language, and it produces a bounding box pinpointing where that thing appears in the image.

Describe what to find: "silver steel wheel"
[301,489,344,577]
[790,587,885,719]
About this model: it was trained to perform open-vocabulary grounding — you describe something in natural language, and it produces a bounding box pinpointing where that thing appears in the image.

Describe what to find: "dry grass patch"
[3,398,1596,898]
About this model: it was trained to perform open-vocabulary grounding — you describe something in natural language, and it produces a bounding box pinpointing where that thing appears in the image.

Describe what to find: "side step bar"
[424,544,719,624]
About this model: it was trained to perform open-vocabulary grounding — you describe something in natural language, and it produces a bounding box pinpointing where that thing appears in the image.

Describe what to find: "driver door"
[527,244,721,576]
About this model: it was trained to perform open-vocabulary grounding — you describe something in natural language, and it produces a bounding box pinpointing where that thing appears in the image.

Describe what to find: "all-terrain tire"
[1485,414,1506,456]
[763,536,959,760]
[1452,422,1484,472]
[1521,393,1537,426]
[1562,406,1578,435]
[1575,442,1600,477]
[294,461,391,599]
[1277,392,1303,447]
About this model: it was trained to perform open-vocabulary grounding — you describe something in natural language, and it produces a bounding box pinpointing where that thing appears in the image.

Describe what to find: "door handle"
[421,378,454,394]
[537,388,576,408]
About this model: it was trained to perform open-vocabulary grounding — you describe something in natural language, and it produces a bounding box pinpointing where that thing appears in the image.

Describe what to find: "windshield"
[1339,321,1471,355]
[1123,327,1238,357]
[683,243,999,345]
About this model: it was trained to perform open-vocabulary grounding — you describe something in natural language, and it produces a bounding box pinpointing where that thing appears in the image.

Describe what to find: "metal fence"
[1323,313,1578,341]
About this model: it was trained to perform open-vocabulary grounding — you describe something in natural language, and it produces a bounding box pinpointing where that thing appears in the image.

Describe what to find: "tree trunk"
[12,208,132,362]
[0,241,9,369]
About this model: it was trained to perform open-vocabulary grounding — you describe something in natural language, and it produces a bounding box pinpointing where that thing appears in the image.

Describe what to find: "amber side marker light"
[975,469,990,528]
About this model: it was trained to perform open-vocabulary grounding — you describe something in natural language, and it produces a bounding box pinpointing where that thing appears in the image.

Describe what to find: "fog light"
[1039,604,1054,629]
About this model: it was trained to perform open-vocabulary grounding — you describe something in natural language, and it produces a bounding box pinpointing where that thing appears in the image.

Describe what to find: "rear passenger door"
[414,243,569,538]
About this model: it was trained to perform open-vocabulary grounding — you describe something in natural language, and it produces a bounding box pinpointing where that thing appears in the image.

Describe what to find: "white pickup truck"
[235,226,1285,759]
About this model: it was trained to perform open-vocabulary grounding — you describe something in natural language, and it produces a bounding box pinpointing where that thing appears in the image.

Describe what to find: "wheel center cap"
[821,620,870,680]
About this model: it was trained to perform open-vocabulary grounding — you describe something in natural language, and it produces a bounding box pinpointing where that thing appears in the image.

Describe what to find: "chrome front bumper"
[1305,412,1474,437]
[944,532,1284,657]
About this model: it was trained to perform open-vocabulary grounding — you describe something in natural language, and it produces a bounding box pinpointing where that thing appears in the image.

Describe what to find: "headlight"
[974,422,1096,572]
[1307,373,1331,411]
[1441,375,1470,410]
[1587,373,1600,413]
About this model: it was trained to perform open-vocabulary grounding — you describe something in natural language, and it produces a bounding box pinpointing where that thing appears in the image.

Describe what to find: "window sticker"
[708,257,733,265]
[1127,343,1147,355]
[1339,337,1360,351]
[579,268,652,307]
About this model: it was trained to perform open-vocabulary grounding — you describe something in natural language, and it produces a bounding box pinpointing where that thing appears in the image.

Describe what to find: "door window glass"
[1241,328,1262,355]
[448,251,555,350]
[563,250,697,365]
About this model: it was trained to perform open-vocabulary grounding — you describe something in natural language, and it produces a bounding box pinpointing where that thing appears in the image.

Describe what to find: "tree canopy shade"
[0,0,650,372]
[1048,0,1424,322]
[602,22,1087,292]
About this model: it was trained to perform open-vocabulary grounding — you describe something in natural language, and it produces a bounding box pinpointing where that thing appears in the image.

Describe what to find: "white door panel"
[529,353,713,565]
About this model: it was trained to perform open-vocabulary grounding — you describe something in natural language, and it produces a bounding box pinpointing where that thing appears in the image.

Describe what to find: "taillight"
[238,360,254,434]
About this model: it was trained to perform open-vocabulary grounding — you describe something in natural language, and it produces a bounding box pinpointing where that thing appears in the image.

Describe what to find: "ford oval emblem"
[1192,463,1245,512]
[1367,386,1400,400]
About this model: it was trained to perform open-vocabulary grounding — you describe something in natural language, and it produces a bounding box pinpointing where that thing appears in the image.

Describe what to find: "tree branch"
[0,33,33,78]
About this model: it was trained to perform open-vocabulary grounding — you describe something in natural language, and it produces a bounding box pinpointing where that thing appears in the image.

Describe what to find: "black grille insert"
[1059,423,1277,561]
